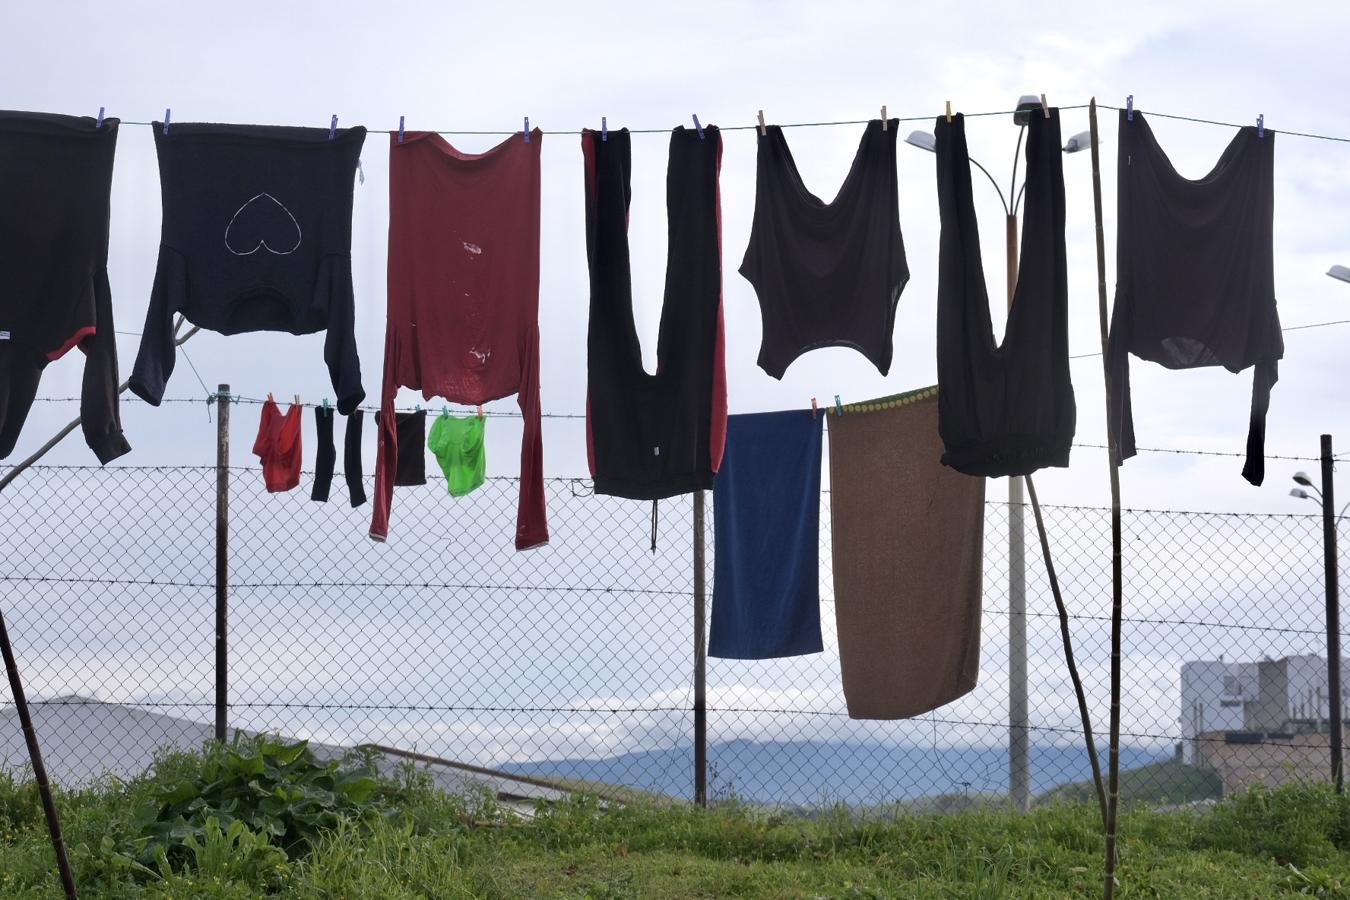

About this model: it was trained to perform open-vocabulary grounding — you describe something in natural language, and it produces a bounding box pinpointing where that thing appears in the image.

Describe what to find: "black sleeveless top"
[582,126,726,501]
[739,120,908,379]
[1107,110,1281,486]
[934,110,1076,477]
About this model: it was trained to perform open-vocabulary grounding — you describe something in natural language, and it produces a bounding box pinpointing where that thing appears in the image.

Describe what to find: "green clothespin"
[322,397,329,411]
[834,394,843,416]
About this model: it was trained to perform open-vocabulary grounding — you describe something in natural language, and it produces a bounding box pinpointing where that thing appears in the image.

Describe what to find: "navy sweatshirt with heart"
[130,123,366,413]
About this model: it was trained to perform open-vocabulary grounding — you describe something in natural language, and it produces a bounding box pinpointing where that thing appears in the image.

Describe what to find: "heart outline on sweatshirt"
[224,192,303,256]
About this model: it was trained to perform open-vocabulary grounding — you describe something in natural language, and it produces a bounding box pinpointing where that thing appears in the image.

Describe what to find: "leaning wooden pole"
[1089,97,1126,899]
[0,606,78,899]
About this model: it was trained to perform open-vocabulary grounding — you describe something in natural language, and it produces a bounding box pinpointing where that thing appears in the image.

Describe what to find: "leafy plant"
[130,734,387,872]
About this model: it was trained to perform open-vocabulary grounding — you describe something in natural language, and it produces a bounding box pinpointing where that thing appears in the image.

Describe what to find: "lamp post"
[1328,265,1350,284]
[1291,439,1344,793]
[905,98,1097,811]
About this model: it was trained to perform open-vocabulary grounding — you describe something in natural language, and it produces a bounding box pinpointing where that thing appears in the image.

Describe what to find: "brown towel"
[829,388,986,719]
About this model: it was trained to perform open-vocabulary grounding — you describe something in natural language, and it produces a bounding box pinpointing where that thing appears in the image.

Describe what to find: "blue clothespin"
[834,394,843,416]
[397,115,405,144]
[329,115,338,140]
[692,114,704,139]
[1257,114,1265,138]
[1126,95,1133,122]
[523,116,530,143]
[602,116,608,142]
[95,106,105,129]
[162,108,171,135]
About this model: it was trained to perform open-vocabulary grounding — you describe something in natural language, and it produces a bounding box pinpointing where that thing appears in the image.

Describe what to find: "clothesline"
[97,101,1350,145]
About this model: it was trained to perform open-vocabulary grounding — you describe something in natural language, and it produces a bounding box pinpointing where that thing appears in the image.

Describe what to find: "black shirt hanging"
[934,109,1076,477]
[581,125,727,501]
[740,120,908,378]
[130,123,367,414]
[1107,110,1282,485]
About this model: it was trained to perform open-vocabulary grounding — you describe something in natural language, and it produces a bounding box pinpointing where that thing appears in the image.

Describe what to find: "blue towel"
[709,410,824,659]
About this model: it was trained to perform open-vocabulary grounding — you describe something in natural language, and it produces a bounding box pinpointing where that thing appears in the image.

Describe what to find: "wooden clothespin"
[757,109,767,136]
[880,105,887,130]
[945,101,952,123]
[1040,94,1050,119]
[810,398,818,419]
[476,404,484,420]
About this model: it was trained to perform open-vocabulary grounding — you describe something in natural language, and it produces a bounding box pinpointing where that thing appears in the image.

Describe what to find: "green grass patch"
[1,743,1349,897]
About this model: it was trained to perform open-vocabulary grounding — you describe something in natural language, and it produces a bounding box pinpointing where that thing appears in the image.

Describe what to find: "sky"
[4,0,1350,793]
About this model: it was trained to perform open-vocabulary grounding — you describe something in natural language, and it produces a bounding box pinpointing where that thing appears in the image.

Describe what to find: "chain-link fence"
[0,461,1341,810]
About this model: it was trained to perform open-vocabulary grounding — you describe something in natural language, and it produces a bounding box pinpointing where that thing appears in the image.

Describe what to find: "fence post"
[1006,212,1030,814]
[1322,433,1342,792]
[693,489,708,807]
[215,384,230,743]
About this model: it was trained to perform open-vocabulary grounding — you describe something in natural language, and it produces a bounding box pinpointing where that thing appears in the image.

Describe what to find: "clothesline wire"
[102,101,1350,144]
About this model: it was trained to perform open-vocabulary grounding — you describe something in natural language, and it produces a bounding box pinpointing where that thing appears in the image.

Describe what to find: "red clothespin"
[267,391,275,403]
[293,394,300,407]
[810,398,818,419]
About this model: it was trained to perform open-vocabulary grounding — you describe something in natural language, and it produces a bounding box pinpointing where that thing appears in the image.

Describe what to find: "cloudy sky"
[5,0,1350,513]
[4,1,1350,794]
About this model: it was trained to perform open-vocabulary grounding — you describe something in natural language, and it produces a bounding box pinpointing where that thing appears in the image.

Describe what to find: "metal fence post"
[693,489,708,807]
[1006,212,1030,814]
[215,384,230,743]
[1322,433,1342,792]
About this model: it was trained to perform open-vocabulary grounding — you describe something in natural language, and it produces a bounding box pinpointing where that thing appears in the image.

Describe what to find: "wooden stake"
[1089,97,1126,900]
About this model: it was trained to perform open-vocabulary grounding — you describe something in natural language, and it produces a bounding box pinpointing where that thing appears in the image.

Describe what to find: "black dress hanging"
[740,120,908,378]
[581,125,726,501]
[1107,110,1282,485]
[934,109,1076,477]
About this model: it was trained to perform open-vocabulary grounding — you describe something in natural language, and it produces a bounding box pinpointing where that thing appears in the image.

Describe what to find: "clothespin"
[757,109,767,136]
[322,397,330,411]
[1040,94,1050,119]
[293,394,300,407]
[162,108,171,135]
[1257,114,1265,138]
[602,116,608,142]
[329,115,338,140]
[523,116,530,143]
[880,105,887,130]
[415,403,421,412]
[810,397,818,419]
[476,404,484,420]
[267,391,275,403]
[96,106,105,129]
[834,394,843,416]
[441,404,448,416]
[397,115,405,144]
[945,101,952,123]
[692,114,704,139]
[1126,95,1134,122]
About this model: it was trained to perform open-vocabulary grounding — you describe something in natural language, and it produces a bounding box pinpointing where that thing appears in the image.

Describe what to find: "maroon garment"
[371,130,546,549]
[252,398,302,493]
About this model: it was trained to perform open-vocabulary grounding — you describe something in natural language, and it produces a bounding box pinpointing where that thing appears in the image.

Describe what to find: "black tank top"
[934,110,1076,477]
[582,126,726,501]
[739,120,908,378]
[1107,110,1281,486]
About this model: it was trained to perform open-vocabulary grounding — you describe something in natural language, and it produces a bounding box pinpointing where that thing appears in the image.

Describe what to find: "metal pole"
[693,489,708,807]
[1322,433,1343,792]
[1090,98,1126,900]
[215,384,230,743]
[1006,212,1030,813]
[0,607,78,899]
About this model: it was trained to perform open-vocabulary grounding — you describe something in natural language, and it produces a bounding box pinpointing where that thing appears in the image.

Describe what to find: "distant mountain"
[503,739,1169,806]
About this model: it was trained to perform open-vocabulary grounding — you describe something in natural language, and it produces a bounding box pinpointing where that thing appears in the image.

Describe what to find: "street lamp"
[1291,453,1345,793]
[1329,265,1350,284]
[904,96,1092,813]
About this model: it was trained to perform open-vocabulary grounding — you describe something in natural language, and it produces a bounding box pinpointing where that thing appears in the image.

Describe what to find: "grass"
[1036,758,1223,808]
[2,749,1350,898]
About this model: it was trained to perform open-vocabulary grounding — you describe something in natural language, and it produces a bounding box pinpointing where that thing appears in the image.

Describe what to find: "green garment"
[427,413,486,497]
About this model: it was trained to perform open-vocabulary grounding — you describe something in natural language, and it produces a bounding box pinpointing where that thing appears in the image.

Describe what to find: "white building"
[1179,654,1350,765]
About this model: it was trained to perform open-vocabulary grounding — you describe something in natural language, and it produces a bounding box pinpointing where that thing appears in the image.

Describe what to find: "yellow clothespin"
[757,109,766,136]
[476,404,484,420]
[1040,93,1050,119]
[880,105,887,130]
[945,100,952,123]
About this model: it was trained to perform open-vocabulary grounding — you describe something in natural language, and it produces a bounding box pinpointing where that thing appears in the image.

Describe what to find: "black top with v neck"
[934,109,1076,477]
[739,120,908,379]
